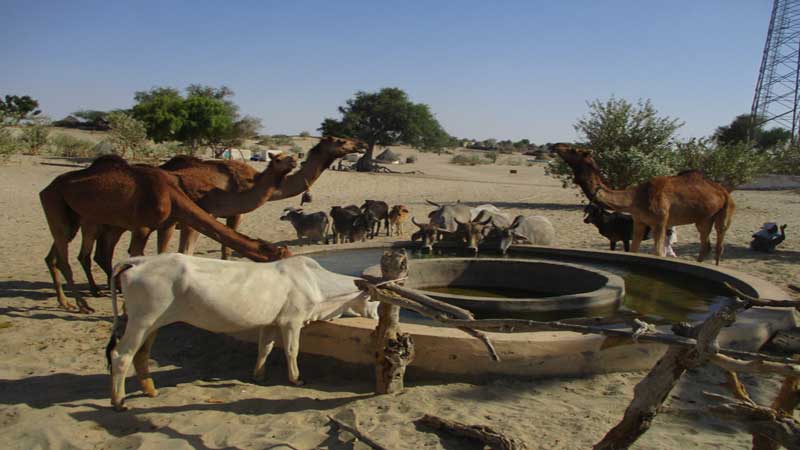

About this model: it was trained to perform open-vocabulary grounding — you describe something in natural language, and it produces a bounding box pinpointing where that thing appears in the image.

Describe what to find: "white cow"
[106,253,378,411]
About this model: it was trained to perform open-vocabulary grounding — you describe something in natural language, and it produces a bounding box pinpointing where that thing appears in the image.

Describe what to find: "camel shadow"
[459,201,583,212]
[677,242,800,265]
[0,280,60,301]
[0,304,112,323]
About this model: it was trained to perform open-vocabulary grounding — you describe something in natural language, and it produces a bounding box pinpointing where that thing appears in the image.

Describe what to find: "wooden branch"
[419,414,529,450]
[457,326,501,362]
[710,353,800,377]
[724,370,753,403]
[594,301,735,449]
[754,360,800,450]
[704,392,800,450]
[383,282,475,319]
[725,282,800,308]
[328,415,390,450]
[789,284,800,294]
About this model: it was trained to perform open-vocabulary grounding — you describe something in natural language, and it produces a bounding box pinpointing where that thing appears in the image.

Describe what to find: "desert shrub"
[673,139,767,190]
[406,155,417,164]
[107,111,148,158]
[259,134,293,146]
[505,156,524,166]
[49,134,95,157]
[299,130,310,137]
[768,144,800,175]
[450,154,488,165]
[485,151,499,163]
[19,120,50,155]
[0,128,20,160]
[547,97,683,189]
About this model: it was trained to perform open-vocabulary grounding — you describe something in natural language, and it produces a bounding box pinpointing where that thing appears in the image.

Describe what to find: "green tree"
[714,113,792,150]
[178,92,236,153]
[73,110,110,130]
[131,87,187,142]
[0,95,42,125]
[107,111,148,158]
[547,97,683,189]
[319,87,451,171]
[674,138,767,190]
[20,117,50,155]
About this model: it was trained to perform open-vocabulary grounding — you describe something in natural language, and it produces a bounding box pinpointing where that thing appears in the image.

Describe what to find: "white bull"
[106,253,378,411]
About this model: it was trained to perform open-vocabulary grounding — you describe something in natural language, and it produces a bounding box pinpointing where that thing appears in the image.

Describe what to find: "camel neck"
[574,163,635,212]
[269,146,334,201]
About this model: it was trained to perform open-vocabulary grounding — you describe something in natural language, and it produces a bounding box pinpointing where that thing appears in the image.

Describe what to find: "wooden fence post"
[372,250,415,394]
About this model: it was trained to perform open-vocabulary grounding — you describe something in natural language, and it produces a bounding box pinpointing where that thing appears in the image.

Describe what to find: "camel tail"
[106,262,133,371]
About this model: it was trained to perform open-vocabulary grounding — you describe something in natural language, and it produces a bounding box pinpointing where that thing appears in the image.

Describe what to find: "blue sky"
[1,0,771,143]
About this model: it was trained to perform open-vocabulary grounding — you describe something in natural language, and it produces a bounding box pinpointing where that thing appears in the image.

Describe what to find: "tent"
[375,148,402,164]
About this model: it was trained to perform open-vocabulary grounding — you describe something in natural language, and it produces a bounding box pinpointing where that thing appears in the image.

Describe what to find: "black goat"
[583,204,651,252]
[361,200,389,238]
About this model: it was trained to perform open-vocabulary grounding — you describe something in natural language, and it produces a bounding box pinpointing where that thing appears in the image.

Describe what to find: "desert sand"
[0,147,798,450]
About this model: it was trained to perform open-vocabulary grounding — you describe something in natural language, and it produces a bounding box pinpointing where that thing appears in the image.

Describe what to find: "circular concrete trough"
[363,258,625,314]
[229,243,799,380]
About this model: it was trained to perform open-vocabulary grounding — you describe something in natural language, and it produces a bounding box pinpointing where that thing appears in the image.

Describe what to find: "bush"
[485,151,498,163]
[547,97,683,189]
[674,139,767,190]
[107,111,148,158]
[259,134,293,146]
[49,134,95,157]
[0,128,20,160]
[406,155,417,164]
[505,156,524,166]
[450,154,488,165]
[768,144,800,175]
[299,130,310,137]
[20,121,50,155]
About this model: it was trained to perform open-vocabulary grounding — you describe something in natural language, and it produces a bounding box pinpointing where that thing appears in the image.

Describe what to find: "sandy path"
[0,151,797,449]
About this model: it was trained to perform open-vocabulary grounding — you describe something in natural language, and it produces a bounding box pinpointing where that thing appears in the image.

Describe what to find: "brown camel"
[40,155,294,313]
[89,136,365,284]
[553,143,735,265]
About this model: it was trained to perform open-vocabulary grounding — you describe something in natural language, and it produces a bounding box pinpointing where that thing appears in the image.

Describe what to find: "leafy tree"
[674,138,767,190]
[107,111,148,158]
[714,113,792,150]
[177,93,236,152]
[0,128,19,160]
[20,117,50,155]
[547,97,683,189]
[768,143,800,175]
[319,87,451,171]
[0,95,42,125]
[299,130,311,137]
[131,87,187,142]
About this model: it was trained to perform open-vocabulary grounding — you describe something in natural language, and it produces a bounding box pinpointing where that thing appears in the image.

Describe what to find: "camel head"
[552,143,603,187]
[318,136,368,158]
[268,152,298,176]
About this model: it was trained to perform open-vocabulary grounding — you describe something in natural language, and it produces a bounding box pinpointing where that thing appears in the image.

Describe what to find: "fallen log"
[704,392,800,450]
[419,414,529,450]
[328,414,390,450]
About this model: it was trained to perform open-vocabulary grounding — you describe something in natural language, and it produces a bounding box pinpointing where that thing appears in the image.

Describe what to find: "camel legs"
[77,223,102,300]
[132,330,159,398]
[220,215,242,260]
[156,223,176,254]
[652,222,668,258]
[178,226,201,256]
[95,226,125,289]
[253,326,278,382]
[695,220,714,263]
[630,220,648,253]
[41,190,85,312]
[128,229,153,257]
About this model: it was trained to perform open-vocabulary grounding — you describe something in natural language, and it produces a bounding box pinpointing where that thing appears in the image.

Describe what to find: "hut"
[375,148,402,164]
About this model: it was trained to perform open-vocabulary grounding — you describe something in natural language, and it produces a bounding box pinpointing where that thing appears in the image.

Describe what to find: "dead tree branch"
[704,392,800,450]
[419,414,529,450]
[328,415,390,450]
[725,282,800,308]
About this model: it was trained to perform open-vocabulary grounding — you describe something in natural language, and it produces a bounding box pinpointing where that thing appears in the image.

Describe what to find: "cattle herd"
[279,198,557,254]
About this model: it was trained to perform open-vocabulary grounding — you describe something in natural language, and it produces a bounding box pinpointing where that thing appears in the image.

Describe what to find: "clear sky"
[1,0,772,143]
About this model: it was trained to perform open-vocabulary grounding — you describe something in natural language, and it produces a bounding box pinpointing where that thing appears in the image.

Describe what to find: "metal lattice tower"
[751,0,800,140]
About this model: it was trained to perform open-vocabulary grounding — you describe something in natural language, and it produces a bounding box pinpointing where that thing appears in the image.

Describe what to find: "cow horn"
[412,216,424,228]
[425,199,441,207]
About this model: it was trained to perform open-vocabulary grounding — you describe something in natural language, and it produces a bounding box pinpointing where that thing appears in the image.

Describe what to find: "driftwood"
[419,414,529,450]
[704,392,800,450]
[725,282,800,308]
[372,251,415,394]
[753,358,800,450]
[593,300,737,449]
[724,370,753,403]
[328,414,390,450]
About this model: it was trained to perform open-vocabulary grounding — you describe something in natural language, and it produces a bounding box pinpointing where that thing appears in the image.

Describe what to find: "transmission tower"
[751,0,800,140]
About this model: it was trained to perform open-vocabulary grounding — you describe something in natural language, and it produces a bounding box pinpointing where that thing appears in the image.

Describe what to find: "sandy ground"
[1,148,799,450]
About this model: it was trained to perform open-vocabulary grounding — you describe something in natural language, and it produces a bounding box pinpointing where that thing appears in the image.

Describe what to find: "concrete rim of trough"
[231,242,798,379]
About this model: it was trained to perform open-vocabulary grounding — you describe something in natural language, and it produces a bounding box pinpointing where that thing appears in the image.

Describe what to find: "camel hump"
[160,155,203,171]
[89,154,128,169]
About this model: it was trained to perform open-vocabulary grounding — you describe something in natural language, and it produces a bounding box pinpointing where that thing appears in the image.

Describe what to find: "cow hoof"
[112,402,130,412]
[290,379,305,387]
